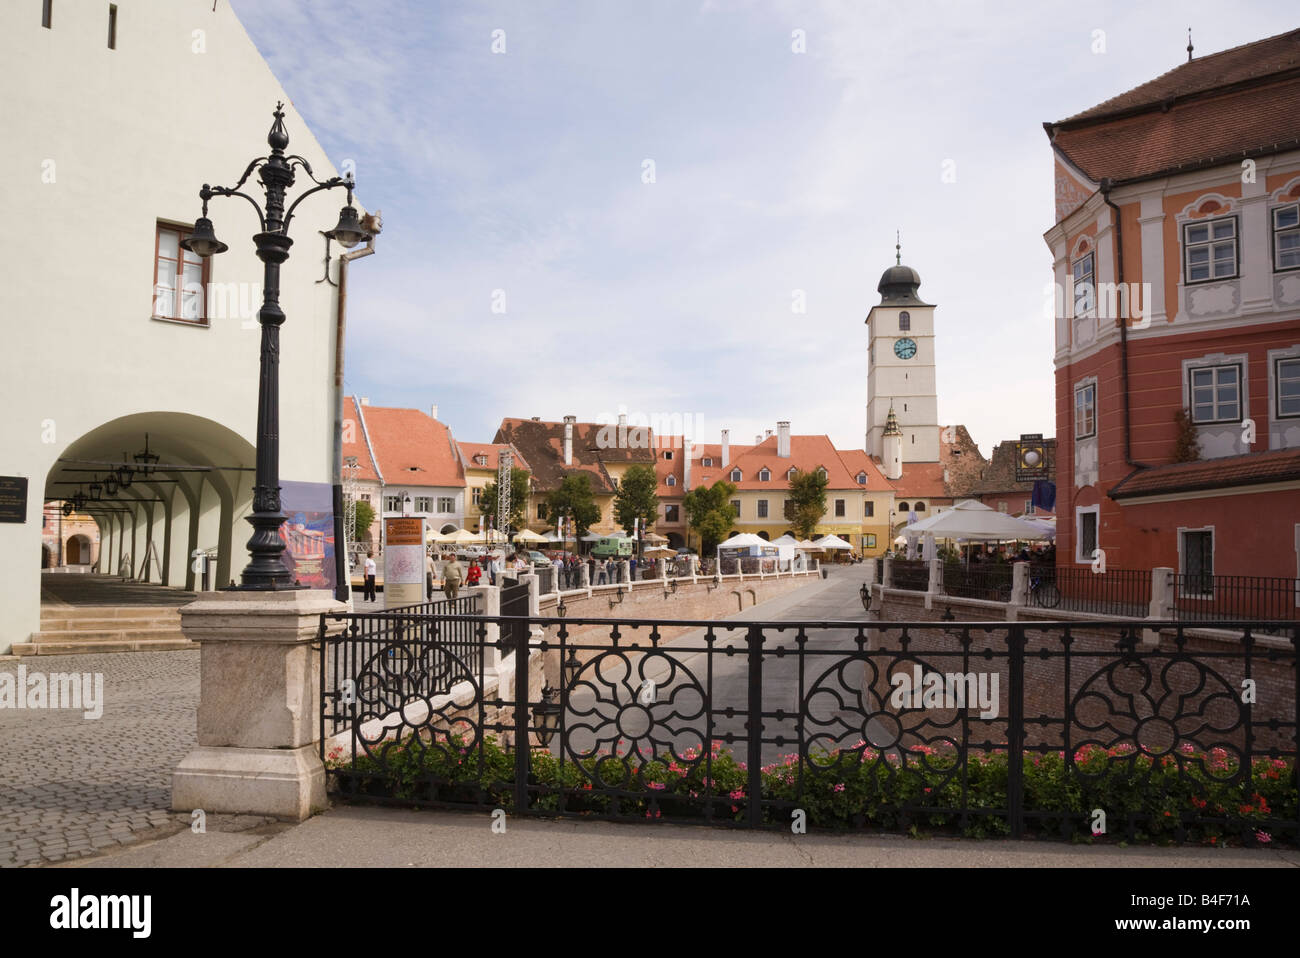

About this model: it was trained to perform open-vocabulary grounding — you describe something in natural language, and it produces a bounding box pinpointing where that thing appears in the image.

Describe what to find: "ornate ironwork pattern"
[318,611,1298,842]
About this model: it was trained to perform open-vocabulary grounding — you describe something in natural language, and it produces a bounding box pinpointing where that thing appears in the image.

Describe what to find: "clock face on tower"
[893,338,918,360]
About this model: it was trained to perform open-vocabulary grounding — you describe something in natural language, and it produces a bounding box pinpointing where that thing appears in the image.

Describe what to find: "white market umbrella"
[643,545,676,557]
[441,528,480,544]
[904,500,1046,541]
[813,535,852,550]
[642,532,669,544]
[513,529,548,544]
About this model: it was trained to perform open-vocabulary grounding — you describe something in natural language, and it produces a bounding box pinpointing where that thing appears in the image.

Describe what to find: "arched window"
[914,502,926,512]
[899,310,911,331]
[666,475,676,487]
[898,502,910,511]
[787,467,797,480]
[730,468,742,482]
[759,468,770,481]
[816,467,828,480]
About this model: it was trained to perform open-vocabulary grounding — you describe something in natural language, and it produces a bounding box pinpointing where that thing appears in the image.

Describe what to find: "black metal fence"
[1173,574,1300,630]
[891,560,930,591]
[943,562,1013,602]
[318,610,1298,844]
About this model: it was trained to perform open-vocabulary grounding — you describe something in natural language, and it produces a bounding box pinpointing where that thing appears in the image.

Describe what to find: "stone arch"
[666,532,685,550]
[65,534,91,565]
[41,544,54,568]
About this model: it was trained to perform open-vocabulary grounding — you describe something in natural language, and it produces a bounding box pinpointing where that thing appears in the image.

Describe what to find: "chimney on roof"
[430,404,438,421]
[682,437,692,491]
[777,421,790,458]
[755,434,762,446]
[360,397,370,406]
[618,412,627,427]
[721,429,730,468]
[563,415,576,465]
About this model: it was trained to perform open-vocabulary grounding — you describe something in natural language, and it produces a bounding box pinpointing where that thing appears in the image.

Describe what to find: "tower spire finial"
[1187,27,1193,62]
[895,230,901,266]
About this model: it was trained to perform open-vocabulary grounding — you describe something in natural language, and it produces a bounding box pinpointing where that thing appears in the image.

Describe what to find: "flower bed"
[325,737,1296,846]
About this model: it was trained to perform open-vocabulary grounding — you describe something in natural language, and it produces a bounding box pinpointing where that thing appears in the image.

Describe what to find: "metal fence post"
[513,612,530,813]
[746,625,764,827]
[1007,623,1026,839]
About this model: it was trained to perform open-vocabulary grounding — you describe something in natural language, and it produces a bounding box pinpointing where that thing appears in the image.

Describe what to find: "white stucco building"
[0,0,357,652]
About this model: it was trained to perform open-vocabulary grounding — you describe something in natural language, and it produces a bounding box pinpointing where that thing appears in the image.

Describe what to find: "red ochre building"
[1044,28,1300,581]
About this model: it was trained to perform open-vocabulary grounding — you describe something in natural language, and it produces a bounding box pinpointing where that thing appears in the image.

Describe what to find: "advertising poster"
[278,480,336,591]
[384,516,426,608]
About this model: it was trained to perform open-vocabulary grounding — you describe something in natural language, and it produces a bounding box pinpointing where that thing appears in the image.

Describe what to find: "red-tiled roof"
[1063,29,1300,123]
[492,418,655,494]
[457,441,531,473]
[342,396,381,482]
[697,435,864,490]
[1048,30,1300,187]
[877,459,949,500]
[1109,448,1300,499]
[362,405,464,488]
[832,448,893,491]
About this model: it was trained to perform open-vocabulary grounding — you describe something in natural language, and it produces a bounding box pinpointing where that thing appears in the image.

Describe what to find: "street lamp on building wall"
[179,103,370,590]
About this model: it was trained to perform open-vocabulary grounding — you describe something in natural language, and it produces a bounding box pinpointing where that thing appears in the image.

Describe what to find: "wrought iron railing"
[1040,566,1150,616]
[891,560,930,591]
[1173,574,1300,632]
[318,611,1298,844]
[943,562,1013,602]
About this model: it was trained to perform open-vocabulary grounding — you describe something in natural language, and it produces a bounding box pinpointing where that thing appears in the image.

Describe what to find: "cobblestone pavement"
[0,650,199,867]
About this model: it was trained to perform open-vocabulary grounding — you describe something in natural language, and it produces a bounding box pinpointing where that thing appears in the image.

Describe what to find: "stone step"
[38,615,180,632]
[29,627,188,644]
[11,637,196,656]
[40,605,182,622]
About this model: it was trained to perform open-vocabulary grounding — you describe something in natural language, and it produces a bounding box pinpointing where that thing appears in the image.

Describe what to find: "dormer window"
[474,454,488,466]
[758,468,770,482]
[787,467,797,480]
[856,472,867,485]
[663,450,673,460]
[666,475,676,487]
[730,468,742,482]
[816,467,828,480]
[702,457,713,467]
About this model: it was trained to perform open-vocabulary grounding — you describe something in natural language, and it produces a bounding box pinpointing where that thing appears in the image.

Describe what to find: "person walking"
[442,553,463,600]
[425,549,436,601]
[363,552,377,602]
[466,559,482,587]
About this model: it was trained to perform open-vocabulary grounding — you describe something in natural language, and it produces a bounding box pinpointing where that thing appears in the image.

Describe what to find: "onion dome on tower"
[877,235,931,307]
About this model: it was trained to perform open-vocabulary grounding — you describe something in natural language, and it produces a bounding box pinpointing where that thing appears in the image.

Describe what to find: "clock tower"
[865,245,940,463]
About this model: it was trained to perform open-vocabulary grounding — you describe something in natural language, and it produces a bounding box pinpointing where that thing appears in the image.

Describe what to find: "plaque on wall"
[0,477,28,522]
[1015,434,1049,482]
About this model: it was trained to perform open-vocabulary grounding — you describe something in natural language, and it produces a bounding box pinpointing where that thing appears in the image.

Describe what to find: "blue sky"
[231,0,1298,456]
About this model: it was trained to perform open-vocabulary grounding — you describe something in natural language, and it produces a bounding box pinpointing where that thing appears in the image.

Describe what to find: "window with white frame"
[472,488,482,506]
[666,475,676,487]
[759,468,770,481]
[1189,364,1241,424]
[856,471,867,485]
[787,467,797,480]
[413,496,432,513]
[1075,506,1099,563]
[154,223,209,325]
[437,496,454,513]
[730,468,742,482]
[664,450,674,460]
[702,457,712,467]
[816,467,827,480]
[1024,499,1033,516]
[1273,204,1300,271]
[384,495,402,512]
[1180,528,1214,597]
[1183,216,1238,283]
[1071,251,1094,315]
[1074,382,1096,439]
[474,454,488,466]
[1277,357,1300,418]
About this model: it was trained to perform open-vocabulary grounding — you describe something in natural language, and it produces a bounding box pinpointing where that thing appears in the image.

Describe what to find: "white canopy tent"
[904,500,1048,541]
[812,534,852,550]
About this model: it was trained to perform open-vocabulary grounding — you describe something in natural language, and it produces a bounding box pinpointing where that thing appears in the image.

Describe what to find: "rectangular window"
[413,496,432,513]
[360,494,370,504]
[1278,358,1300,418]
[1181,529,1214,597]
[108,4,117,49]
[864,501,874,518]
[865,534,877,549]
[437,496,454,513]
[153,223,208,325]
[997,501,1008,514]
[536,503,545,519]
[663,451,673,460]
[834,499,845,517]
[1273,204,1300,270]
[1074,382,1096,439]
[384,496,402,512]
[1072,251,1094,315]
[471,488,482,506]
[731,500,741,518]
[42,0,52,28]
[1184,216,1238,283]
[1076,507,1098,564]
[664,504,680,523]
[1189,364,1241,424]
[1024,499,1033,516]
[757,499,768,519]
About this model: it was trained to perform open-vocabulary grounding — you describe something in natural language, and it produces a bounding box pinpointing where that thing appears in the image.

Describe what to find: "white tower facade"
[865,255,940,463]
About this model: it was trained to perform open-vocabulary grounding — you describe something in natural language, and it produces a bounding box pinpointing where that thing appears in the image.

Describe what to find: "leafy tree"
[478,468,531,533]
[545,473,602,540]
[683,479,737,555]
[613,464,659,535]
[351,499,375,544]
[784,467,829,540]
[1173,409,1200,463]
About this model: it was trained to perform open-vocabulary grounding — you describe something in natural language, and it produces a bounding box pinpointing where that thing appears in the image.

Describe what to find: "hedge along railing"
[318,611,1298,844]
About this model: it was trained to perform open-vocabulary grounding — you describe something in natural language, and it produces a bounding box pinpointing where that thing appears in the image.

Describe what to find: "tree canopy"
[544,473,602,540]
[478,467,531,534]
[682,479,737,555]
[783,467,829,540]
[613,464,660,535]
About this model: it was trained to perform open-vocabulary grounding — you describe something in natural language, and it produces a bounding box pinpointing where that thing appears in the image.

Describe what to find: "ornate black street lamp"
[180,103,370,589]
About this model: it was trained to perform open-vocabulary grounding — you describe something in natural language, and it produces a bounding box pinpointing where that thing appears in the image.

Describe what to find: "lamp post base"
[238,510,302,590]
